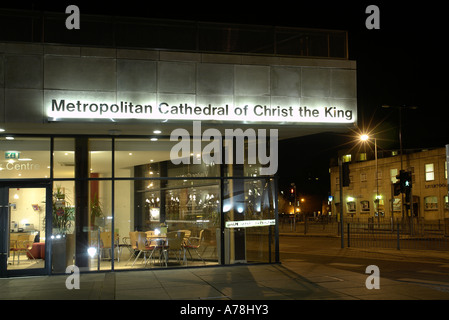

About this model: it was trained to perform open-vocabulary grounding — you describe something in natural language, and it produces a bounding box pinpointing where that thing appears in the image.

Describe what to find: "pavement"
[1,233,449,307]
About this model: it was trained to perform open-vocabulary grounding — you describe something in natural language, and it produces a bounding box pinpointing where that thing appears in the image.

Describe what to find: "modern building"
[0,9,357,277]
[329,147,449,222]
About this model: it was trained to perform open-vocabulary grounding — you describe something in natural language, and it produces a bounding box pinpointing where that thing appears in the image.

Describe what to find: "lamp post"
[360,134,379,222]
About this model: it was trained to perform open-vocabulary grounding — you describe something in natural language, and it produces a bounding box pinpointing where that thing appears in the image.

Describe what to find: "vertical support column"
[232,165,246,263]
[75,137,89,269]
[223,138,246,264]
[159,162,167,224]
[133,166,145,231]
[0,187,8,277]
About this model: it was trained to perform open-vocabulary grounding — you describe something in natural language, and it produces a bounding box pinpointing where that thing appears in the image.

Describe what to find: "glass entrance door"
[0,183,51,277]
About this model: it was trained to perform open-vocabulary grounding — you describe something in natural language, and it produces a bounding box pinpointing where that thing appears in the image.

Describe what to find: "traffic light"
[394,170,412,196]
[403,171,412,204]
[400,170,412,193]
[342,162,350,187]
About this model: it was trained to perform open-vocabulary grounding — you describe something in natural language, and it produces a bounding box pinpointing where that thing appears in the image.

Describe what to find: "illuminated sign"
[5,151,20,159]
[225,219,276,228]
[47,99,356,124]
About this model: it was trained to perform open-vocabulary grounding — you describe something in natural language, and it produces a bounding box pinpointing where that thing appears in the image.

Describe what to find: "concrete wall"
[0,42,356,129]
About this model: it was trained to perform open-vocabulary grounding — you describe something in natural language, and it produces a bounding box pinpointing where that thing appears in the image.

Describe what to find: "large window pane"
[223,178,276,264]
[87,179,113,271]
[54,138,75,178]
[89,138,112,178]
[115,138,220,178]
[0,137,50,179]
[114,178,220,270]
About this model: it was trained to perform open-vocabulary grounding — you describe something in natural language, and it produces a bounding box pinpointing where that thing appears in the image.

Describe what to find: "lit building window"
[390,168,398,183]
[424,196,438,210]
[425,163,434,181]
[360,200,370,212]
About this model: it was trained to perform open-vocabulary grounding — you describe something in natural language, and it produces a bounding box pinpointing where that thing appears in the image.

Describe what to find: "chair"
[145,234,169,267]
[178,229,191,245]
[184,230,205,264]
[126,231,139,265]
[99,232,112,260]
[165,231,185,264]
[10,234,37,265]
[100,231,120,260]
[118,237,133,262]
[132,232,156,267]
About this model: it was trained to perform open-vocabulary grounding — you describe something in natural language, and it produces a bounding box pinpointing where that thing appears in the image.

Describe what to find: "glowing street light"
[360,134,369,141]
[360,133,380,221]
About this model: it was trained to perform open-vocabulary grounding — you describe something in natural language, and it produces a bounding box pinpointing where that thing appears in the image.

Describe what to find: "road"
[279,235,449,291]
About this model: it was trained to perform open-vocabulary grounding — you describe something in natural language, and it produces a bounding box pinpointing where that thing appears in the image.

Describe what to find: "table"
[145,237,168,267]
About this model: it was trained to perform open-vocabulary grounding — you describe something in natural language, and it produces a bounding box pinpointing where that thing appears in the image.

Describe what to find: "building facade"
[330,148,449,222]
[0,10,356,277]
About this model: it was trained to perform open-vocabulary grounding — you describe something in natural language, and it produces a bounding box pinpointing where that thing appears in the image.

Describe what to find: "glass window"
[392,198,401,212]
[8,187,47,272]
[114,178,220,270]
[342,154,351,162]
[223,178,276,264]
[54,138,75,178]
[88,180,113,271]
[360,200,370,212]
[390,168,398,183]
[347,201,356,213]
[0,137,50,179]
[115,138,220,178]
[425,163,434,181]
[89,138,112,178]
[424,196,438,210]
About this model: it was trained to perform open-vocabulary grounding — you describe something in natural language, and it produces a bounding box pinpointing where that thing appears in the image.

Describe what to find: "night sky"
[2,1,448,196]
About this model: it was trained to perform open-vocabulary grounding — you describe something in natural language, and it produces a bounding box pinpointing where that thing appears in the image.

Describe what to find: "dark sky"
[3,1,448,195]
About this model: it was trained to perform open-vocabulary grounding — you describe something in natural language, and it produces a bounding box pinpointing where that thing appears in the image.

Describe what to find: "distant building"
[329,147,448,222]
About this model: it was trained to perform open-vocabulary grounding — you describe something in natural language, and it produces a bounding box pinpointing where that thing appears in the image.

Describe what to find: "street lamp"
[360,134,379,220]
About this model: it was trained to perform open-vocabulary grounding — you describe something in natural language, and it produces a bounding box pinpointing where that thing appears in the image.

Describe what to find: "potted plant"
[52,186,75,235]
[90,193,104,229]
[51,186,75,273]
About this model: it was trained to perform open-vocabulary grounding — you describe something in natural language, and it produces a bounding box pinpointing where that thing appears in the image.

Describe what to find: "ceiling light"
[153,130,161,134]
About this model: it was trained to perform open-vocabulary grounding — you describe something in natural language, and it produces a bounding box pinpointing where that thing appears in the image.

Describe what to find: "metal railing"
[279,216,449,250]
